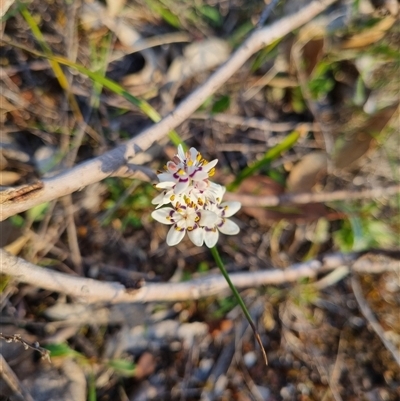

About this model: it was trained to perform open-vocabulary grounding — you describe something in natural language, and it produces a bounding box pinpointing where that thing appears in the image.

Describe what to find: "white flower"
[152,145,241,248]
[202,200,241,248]
[151,202,217,246]
[156,145,218,194]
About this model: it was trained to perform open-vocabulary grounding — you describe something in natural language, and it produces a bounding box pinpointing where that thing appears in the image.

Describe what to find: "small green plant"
[211,95,231,114]
[196,5,223,28]
[44,342,137,401]
[333,202,397,252]
[308,60,337,100]
[212,295,237,319]
[144,0,182,29]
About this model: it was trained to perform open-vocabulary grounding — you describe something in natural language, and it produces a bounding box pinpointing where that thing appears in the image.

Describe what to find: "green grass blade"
[227,130,300,191]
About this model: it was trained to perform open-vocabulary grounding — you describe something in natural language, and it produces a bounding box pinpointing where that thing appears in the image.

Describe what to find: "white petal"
[210,183,225,202]
[174,180,190,194]
[221,201,241,217]
[209,182,224,192]
[188,227,204,246]
[219,218,240,235]
[189,147,198,161]
[204,229,219,248]
[195,180,208,191]
[199,210,218,227]
[156,181,175,189]
[156,192,175,208]
[191,169,209,181]
[167,225,185,246]
[177,144,186,160]
[157,172,175,182]
[152,191,166,205]
[203,159,218,171]
[151,208,174,224]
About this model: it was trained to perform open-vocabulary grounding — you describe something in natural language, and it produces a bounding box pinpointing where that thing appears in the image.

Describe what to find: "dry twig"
[0,0,337,221]
[1,248,398,304]
[0,333,50,361]
[224,185,400,207]
[191,112,317,132]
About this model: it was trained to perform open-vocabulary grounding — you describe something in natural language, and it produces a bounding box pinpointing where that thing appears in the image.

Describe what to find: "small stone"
[243,351,257,368]
[280,384,296,400]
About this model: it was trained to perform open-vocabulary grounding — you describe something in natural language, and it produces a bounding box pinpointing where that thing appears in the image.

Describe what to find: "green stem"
[210,246,268,365]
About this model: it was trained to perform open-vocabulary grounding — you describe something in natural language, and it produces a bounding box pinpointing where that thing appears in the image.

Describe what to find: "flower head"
[152,145,240,247]
[156,145,218,195]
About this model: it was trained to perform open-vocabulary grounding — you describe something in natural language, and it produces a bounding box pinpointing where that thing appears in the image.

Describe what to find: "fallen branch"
[224,185,400,207]
[191,112,318,132]
[1,248,398,304]
[0,0,337,221]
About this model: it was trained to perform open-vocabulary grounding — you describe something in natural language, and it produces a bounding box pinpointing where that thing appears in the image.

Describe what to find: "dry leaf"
[302,38,325,77]
[286,152,328,193]
[0,171,21,185]
[134,352,157,380]
[333,105,398,169]
[0,0,14,18]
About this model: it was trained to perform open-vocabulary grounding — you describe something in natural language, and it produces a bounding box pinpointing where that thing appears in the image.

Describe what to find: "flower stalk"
[210,246,268,365]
